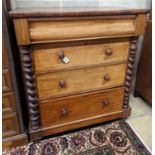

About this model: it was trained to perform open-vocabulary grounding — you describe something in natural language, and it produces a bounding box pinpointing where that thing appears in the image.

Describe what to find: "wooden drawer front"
[2,92,15,114]
[37,63,126,100]
[33,41,129,72]
[3,113,19,138]
[2,69,12,92]
[29,18,135,42]
[40,87,124,128]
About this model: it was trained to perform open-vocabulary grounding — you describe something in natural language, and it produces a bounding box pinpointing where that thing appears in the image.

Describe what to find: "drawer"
[40,87,124,129]
[2,91,15,114]
[2,113,19,138]
[2,69,12,92]
[29,18,135,43]
[36,63,126,100]
[33,41,129,72]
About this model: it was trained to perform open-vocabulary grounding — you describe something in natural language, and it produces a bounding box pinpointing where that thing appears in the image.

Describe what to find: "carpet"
[3,120,151,155]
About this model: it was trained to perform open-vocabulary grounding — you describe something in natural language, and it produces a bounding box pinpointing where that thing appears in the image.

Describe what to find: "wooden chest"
[10,8,148,140]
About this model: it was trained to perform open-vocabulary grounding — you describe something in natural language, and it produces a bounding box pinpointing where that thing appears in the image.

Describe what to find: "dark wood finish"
[9,8,149,18]
[20,46,40,131]
[123,37,138,108]
[134,20,152,103]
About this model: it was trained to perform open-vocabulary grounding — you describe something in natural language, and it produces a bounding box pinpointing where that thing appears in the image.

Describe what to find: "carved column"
[20,46,40,131]
[123,37,138,109]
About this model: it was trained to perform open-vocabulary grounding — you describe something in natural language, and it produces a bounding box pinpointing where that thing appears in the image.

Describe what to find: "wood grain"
[40,87,124,129]
[33,41,129,73]
[2,33,9,69]
[2,69,12,92]
[36,63,127,100]
[2,91,15,114]
[2,113,20,138]
[2,134,28,151]
[29,18,135,42]
[135,14,147,35]
[13,19,30,45]
[9,8,149,18]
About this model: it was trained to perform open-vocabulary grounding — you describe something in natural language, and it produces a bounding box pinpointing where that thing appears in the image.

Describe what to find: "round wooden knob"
[104,74,110,81]
[59,80,66,88]
[58,51,65,60]
[61,108,68,116]
[102,99,109,106]
[105,49,113,56]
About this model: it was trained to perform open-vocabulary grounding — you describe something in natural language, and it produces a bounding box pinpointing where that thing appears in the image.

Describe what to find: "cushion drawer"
[2,113,19,138]
[40,87,124,131]
[36,63,126,100]
[29,18,135,42]
[33,41,129,72]
[2,69,12,92]
[2,91,15,114]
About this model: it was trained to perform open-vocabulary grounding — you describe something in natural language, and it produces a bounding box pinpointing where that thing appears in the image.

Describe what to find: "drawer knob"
[58,51,69,64]
[59,80,66,88]
[58,51,65,59]
[105,49,113,56]
[61,108,68,116]
[104,74,110,81]
[102,99,109,106]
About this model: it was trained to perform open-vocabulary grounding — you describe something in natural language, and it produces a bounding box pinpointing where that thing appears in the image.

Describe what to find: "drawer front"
[3,113,19,138]
[2,92,15,114]
[33,41,129,72]
[29,18,135,42]
[2,69,12,92]
[36,63,126,100]
[40,87,124,128]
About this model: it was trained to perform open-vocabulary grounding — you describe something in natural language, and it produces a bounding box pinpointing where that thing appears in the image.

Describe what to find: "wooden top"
[9,8,149,18]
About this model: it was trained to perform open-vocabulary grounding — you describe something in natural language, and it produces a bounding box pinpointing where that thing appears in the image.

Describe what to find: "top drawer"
[13,14,147,45]
[29,18,135,43]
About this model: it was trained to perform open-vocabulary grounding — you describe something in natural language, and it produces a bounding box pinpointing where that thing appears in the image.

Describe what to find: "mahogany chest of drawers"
[10,8,148,140]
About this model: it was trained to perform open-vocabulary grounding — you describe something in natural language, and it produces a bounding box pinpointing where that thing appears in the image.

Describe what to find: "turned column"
[123,37,138,108]
[20,46,40,131]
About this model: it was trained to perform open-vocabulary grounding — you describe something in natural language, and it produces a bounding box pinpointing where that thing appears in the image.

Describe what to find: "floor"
[127,94,152,150]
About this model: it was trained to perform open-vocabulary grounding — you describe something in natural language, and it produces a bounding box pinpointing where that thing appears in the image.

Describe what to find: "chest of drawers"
[10,8,148,140]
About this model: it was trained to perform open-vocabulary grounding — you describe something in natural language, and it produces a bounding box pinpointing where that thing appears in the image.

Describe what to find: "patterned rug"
[3,120,151,155]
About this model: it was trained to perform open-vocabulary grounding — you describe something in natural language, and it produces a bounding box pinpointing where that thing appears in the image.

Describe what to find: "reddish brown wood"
[123,37,138,108]
[20,46,40,131]
[9,8,149,18]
